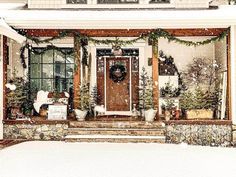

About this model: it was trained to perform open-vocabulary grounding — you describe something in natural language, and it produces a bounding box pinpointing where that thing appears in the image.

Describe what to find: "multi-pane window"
[67,0,87,4]
[30,48,74,92]
[149,0,170,3]
[97,0,139,4]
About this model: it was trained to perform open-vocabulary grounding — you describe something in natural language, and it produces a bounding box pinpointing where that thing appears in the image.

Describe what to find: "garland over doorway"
[19,28,229,69]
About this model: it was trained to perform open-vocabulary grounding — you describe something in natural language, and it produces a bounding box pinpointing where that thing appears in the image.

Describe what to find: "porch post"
[230,26,236,124]
[73,35,81,109]
[152,40,159,119]
[0,35,5,139]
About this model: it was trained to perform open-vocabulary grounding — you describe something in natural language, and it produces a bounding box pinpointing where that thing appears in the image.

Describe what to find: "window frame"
[29,47,74,92]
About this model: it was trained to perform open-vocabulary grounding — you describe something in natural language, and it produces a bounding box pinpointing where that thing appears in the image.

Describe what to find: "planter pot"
[164,110,171,121]
[186,109,213,119]
[74,109,88,121]
[144,109,157,122]
[10,106,21,119]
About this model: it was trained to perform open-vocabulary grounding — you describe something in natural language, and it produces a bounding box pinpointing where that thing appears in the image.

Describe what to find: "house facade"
[0,0,236,145]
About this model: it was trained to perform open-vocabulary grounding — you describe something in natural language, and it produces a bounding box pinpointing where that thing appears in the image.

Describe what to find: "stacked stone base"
[4,123,68,140]
[3,120,235,146]
[166,123,232,146]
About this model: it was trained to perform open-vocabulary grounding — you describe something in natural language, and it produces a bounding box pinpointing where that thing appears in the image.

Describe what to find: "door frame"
[92,43,145,115]
[104,56,132,115]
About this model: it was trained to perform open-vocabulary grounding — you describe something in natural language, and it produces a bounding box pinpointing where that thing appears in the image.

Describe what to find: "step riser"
[69,122,164,129]
[66,138,165,143]
[67,130,165,136]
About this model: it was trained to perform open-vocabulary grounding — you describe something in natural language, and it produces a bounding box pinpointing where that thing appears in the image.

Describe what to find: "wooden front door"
[106,58,130,111]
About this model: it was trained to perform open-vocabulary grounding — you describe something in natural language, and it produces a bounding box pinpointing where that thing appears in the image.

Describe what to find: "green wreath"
[109,64,127,83]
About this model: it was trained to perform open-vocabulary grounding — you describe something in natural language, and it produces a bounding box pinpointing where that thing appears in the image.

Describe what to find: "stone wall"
[231,125,236,145]
[4,123,68,140]
[166,123,232,146]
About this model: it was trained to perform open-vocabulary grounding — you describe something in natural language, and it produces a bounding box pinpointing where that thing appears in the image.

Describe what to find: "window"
[29,48,74,92]
[97,0,139,4]
[149,0,170,4]
[67,0,87,4]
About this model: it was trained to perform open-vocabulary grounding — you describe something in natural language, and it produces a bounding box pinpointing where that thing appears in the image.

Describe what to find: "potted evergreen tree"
[139,67,157,122]
[74,83,90,121]
[6,77,26,119]
[180,88,220,119]
[181,58,221,119]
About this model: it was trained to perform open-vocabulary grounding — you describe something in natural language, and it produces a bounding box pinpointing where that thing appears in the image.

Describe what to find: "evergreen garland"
[19,28,229,69]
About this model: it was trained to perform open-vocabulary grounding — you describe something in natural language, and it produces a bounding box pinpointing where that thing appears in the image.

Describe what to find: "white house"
[0,0,236,146]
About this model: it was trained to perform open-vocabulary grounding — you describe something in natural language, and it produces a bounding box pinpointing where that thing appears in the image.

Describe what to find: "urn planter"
[74,109,88,121]
[144,109,157,122]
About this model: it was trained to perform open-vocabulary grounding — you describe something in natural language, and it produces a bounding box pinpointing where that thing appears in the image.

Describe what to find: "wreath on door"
[109,64,127,83]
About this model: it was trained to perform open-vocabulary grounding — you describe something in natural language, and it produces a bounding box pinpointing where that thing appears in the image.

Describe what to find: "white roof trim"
[0,18,26,44]
[0,5,236,29]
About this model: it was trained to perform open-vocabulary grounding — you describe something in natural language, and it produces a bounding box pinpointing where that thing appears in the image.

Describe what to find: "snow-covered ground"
[0,141,236,177]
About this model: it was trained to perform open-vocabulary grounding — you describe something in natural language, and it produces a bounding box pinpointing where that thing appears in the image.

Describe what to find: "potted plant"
[6,77,26,119]
[74,83,90,121]
[180,57,222,119]
[180,88,220,119]
[138,67,157,122]
[161,99,176,121]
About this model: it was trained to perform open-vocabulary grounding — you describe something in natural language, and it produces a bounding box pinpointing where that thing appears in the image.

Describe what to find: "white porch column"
[0,35,3,139]
[231,26,236,124]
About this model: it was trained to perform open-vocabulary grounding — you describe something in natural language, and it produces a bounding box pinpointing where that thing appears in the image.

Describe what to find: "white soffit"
[0,18,26,43]
[0,5,236,29]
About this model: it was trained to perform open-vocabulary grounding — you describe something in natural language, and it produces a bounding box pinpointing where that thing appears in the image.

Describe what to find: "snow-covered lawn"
[0,141,236,177]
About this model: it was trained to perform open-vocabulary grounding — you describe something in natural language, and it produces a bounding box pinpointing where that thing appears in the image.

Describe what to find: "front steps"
[66,121,166,143]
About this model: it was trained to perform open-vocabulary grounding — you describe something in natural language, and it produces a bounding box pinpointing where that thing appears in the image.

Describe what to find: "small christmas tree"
[6,71,27,118]
[138,67,154,117]
[90,86,98,108]
[79,83,90,111]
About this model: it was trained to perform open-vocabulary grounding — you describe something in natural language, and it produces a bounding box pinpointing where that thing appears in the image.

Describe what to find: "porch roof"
[0,18,26,43]
[0,5,236,29]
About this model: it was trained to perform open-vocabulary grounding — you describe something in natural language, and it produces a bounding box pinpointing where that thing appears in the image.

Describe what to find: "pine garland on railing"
[19,28,230,69]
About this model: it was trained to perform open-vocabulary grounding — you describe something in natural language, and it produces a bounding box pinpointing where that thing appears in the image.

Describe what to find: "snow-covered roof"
[0,18,26,43]
[0,5,236,29]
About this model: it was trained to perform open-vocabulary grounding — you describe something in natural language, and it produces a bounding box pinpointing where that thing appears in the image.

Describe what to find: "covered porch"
[3,28,231,121]
[1,6,236,145]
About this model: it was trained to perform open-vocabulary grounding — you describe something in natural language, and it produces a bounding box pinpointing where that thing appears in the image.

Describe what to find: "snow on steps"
[65,135,166,143]
[66,121,166,143]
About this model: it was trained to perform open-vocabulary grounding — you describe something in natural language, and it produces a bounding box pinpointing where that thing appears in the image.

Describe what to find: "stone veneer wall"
[231,125,236,145]
[4,123,68,140]
[166,123,232,146]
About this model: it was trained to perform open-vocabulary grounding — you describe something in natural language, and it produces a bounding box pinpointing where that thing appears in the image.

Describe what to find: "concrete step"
[69,121,165,129]
[67,128,165,136]
[65,135,166,143]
